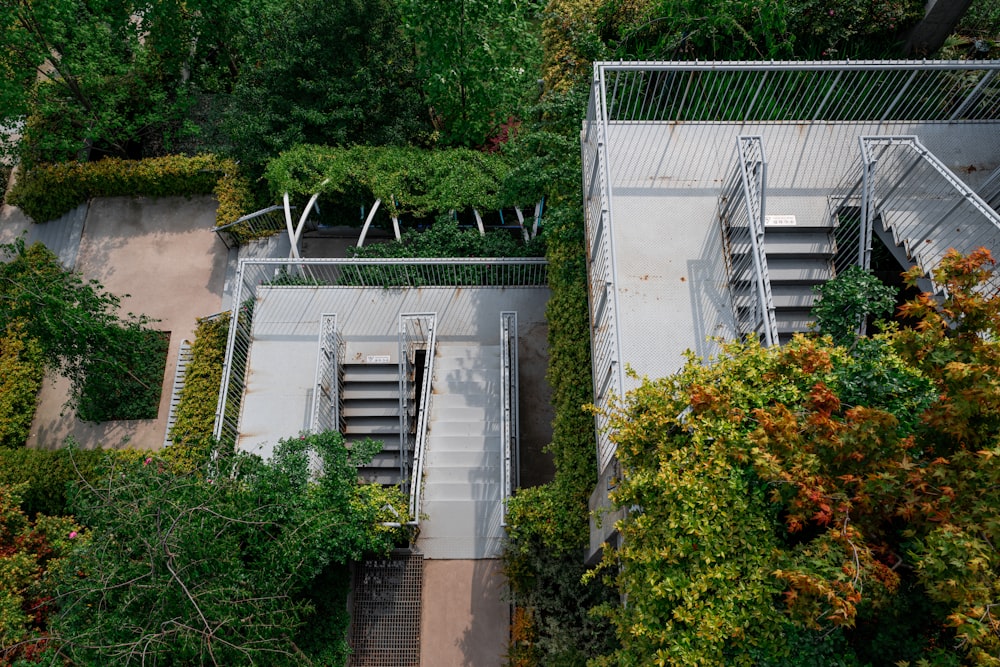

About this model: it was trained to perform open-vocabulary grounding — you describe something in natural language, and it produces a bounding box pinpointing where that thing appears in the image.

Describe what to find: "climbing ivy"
[264,144,513,217]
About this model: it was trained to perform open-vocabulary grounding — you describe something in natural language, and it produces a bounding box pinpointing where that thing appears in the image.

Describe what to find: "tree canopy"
[597,249,1000,665]
[44,431,407,665]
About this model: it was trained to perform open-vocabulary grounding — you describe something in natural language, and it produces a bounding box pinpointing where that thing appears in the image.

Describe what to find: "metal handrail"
[720,136,778,346]
[859,135,1000,294]
[400,313,436,521]
[214,205,295,249]
[310,314,342,433]
[211,258,547,445]
[499,311,519,526]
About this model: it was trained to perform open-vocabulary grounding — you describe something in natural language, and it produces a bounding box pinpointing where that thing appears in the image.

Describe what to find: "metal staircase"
[763,216,836,342]
[342,361,405,485]
[417,342,504,559]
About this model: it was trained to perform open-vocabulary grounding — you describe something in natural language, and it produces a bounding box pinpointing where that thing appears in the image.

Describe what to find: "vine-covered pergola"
[265,145,543,255]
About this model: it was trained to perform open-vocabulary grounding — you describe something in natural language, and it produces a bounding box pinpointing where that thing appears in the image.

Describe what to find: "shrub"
[7,154,252,227]
[76,329,169,423]
[0,448,113,517]
[167,313,230,469]
[0,323,45,448]
[0,483,83,660]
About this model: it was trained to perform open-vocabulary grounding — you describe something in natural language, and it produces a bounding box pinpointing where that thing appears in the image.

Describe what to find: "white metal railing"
[719,136,778,347]
[212,258,546,446]
[310,314,343,434]
[399,313,436,521]
[584,68,626,475]
[499,311,519,526]
[859,136,1000,294]
[595,61,1000,124]
[214,205,300,249]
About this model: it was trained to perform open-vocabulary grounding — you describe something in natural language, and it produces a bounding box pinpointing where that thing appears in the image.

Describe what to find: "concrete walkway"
[13,196,229,450]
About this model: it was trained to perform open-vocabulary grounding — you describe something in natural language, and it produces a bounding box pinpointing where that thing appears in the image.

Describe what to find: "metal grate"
[349,553,423,667]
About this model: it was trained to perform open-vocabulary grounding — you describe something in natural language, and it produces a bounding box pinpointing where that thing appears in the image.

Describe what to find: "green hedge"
[0,324,45,449]
[166,314,230,469]
[0,448,121,516]
[7,154,253,227]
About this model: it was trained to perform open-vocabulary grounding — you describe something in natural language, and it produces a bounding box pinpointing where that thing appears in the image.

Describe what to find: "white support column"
[392,216,401,240]
[357,198,382,247]
[283,192,297,259]
[532,198,544,239]
[473,209,485,236]
[513,207,530,242]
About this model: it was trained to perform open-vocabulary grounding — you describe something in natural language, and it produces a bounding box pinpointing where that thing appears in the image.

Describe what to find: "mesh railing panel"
[584,72,623,475]
[598,62,1000,124]
[310,314,342,433]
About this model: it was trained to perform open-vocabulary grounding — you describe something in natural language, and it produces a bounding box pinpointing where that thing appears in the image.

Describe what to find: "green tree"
[50,431,407,665]
[0,239,164,422]
[0,0,200,164]
[224,0,429,177]
[401,0,543,147]
[596,250,1000,665]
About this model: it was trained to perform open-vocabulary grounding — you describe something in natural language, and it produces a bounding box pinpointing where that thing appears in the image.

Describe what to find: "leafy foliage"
[50,431,407,665]
[812,265,898,346]
[349,214,544,259]
[8,154,250,226]
[0,447,114,517]
[599,0,922,60]
[597,251,1000,665]
[0,0,202,165]
[0,484,82,662]
[223,0,430,177]
[0,323,45,448]
[400,0,543,147]
[0,240,162,422]
[168,314,230,466]
[265,144,514,219]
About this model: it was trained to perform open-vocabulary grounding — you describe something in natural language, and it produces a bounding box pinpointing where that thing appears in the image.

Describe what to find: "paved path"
[23,196,228,450]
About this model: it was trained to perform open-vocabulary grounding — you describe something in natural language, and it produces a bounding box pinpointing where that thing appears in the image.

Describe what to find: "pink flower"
[144,457,152,465]
[828,9,835,15]
[69,531,78,539]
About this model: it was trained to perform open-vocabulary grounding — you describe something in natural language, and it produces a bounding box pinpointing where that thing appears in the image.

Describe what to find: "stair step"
[424,450,500,467]
[343,399,400,418]
[342,383,399,400]
[428,406,500,422]
[427,421,500,437]
[431,368,498,383]
[345,415,400,433]
[763,230,835,257]
[422,481,501,501]
[775,309,816,334]
[422,465,501,484]
[426,435,498,452]
[771,283,818,309]
[766,258,833,284]
[427,394,496,409]
[358,453,403,468]
[431,381,500,395]
[342,363,399,383]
